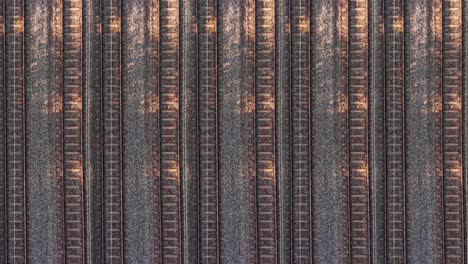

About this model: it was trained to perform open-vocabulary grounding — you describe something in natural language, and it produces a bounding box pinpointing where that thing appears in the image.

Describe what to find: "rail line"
[442,0,464,262]
[290,0,311,262]
[255,0,277,262]
[63,0,85,262]
[384,0,406,262]
[5,0,26,262]
[159,0,181,262]
[198,0,219,262]
[348,0,370,262]
[102,0,123,262]
[0,1,467,263]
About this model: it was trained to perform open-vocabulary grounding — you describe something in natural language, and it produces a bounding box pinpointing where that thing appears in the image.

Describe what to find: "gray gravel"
[0,4,5,262]
[368,0,386,262]
[405,0,444,263]
[464,0,468,261]
[311,0,350,263]
[218,0,257,262]
[122,0,160,262]
[179,0,200,262]
[83,0,104,262]
[25,0,64,262]
[275,0,293,261]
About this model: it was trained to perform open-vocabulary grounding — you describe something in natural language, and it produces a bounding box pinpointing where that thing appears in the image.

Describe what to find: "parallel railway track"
[198,0,219,262]
[442,0,464,262]
[159,0,182,262]
[290,0,311,262]
[384,0,406,262]
[0,1,467,263]
[255,0,277,262]
[63,0,85,261]
[5,0,26,262]
[102,0,123,262]
[348,0,370,262]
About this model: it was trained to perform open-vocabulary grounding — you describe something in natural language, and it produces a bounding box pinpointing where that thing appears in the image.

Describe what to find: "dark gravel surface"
[218,0,256,262]
[405,0,444,263]
[275,0,292,262]
[180,0,199,262]
[83,0,104,262]
[368,0,386,262]
[311,0,349,263]
[25,0,64,262]
[122,0,160,262]
[464,0,468,261]
[0,3,5,262]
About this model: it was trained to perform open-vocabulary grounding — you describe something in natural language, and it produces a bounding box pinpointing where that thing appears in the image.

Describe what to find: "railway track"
[255,0,277,263]
[159,0,182,262]
[384,0,406,262]
[63,0,85,261]
[102,0,123,262]
[5,0,26,262]
[348,0,370,262]
[198,0,219,262]
[0,1,468,263]
[442,0,464,262]
[290,0,311,262]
